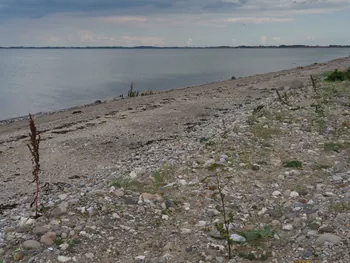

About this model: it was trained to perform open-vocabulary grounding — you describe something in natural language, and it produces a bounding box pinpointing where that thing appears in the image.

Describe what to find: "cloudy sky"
[0,0,349,47]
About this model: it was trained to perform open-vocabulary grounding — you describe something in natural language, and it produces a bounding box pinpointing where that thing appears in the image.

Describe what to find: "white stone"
[230,234,246,243]
[290,191,299,198]
[272,191,282,196]
[162,215,169,220]
[19,217,36,226]
[129,171,137,179]
[283,224,293,231]
[57,256,72,262]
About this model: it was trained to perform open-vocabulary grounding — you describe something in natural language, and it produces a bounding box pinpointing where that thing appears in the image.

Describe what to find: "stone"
[57,256,72,262]
[13,251,25,261]
[282,224,293,231]
[61,232,68,239]
[290,191,299,198]
[216,257,225,263]
[207,209,220,217]
[58,194,68,200]
[111,190,124,197]
[40,231,57,246]
[135,255,146,262]
[318,225,334,233]
[19,217,36,227]
[230,234,246,243]
[315,233,342,246]
[209,229,225,239]
[307,230,318,237]
[129,171,137,179]
[324,192,335,197]
[272,191,282,196]
[180,228,192,234]
[23,240,41,249]
[271,220,281,227]
[251,164,260,171]
[33,226,49,236]
[204,159,216,168]
[283,190,291,198]
[85,253,94,259]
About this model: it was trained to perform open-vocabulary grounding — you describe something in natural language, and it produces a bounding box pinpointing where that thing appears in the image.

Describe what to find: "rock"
[40,231,57,246]
[58,194,68,200]
[57,256,72,262]
[283,189,291,198]
[180,228,192,234]
[315,233,341,245]
[207,209,220,217]
[307,230,318,237]
[318,225,334,233]
[272,191,282,196]
[278,174,285,180]
[271,220,281,227]
[204,159,216,168]
[230,234,246,243]
[216,257,225,263]
[141,193,164,203]
[13,251,25,261]
[324,192,335,197]
[85,253,94,259]
[162,215,169,220]
[61,232,68,239]
[19,217,36,227]
[33,226,49,236]
[209,229,225,239]
[231,76,236,80]
[23,240,41,249]
[282,224,293,231]
[251,164,260,171]
[135,255,146,263]
[129,171,137,179]
[290,191,299,198]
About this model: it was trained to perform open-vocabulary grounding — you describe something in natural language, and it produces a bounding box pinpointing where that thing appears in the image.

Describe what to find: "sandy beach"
[1,55,350,263]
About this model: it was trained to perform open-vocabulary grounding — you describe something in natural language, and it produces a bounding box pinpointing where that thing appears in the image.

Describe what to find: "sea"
[0,48,349,120]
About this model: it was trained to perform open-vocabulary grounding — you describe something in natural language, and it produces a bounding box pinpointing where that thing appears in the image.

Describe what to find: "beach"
[1,56,350,262]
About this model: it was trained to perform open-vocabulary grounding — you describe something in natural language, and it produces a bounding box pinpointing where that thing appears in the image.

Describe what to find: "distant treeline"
[1,45,350,49]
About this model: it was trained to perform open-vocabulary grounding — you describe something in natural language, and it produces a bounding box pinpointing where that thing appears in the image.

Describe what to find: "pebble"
[282,224,293,231]
[290,191,300,198]
[40,231,57,246]
[283,190,291,198]
[272,191,282,196]
[207,209,220,217]
[85,253,94,259]
[230,234,246,243]
[23,240,41,249]
[315,233,342,246]
[57,256,72,262]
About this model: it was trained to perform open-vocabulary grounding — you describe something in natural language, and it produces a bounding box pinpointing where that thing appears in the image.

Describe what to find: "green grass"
[250,124,281,139]
[283,160,302,168]
[54,238,64,246]
[238,227,274,243]
[329,202,350,212]
[324,141,343,152]
[312,163,331,171]
[325,69,350,82]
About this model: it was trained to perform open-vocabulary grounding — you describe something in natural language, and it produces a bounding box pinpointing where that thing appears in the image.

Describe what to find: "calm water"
[1,48,350,120]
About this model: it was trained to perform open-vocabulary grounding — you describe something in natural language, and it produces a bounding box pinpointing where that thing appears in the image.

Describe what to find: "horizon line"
[1,44,350,49]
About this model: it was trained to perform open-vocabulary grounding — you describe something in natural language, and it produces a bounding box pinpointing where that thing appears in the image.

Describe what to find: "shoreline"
[1,55,349,126]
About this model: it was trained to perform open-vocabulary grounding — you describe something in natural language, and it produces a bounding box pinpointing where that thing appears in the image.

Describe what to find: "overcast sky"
[0,0,349,46]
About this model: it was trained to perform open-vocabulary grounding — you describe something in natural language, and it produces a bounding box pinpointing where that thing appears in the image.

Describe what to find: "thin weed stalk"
[27,114,41,218]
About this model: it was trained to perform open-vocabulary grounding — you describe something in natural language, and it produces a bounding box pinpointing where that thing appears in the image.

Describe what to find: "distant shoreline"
[1,45,350,49]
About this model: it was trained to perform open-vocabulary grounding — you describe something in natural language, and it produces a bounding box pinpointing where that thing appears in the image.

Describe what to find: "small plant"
[27,114,41,218]
[128,82,139,97]
[67,238,81,252]
[283,160,302,168]
[329,202,350,212]
[324,141,343,152]
[275,89,291,106]
[325,69,350,82]
[54,238,64,246]
[214,174,234,259]
[312,163,331,171]
[310,75,318,93]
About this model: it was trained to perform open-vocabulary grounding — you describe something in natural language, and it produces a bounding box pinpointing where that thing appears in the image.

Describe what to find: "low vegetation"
[325,69,350,82]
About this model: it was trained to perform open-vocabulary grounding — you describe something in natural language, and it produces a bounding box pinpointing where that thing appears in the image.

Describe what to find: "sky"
[0,0,350,47]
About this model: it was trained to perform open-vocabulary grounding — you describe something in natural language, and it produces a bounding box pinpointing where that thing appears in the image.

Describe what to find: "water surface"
[1,48,349,120]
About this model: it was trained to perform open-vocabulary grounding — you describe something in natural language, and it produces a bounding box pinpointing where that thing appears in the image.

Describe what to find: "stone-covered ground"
[1,73,350,263]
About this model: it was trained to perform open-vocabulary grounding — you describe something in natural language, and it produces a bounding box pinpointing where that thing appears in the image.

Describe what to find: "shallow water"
[0,48,349,120]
